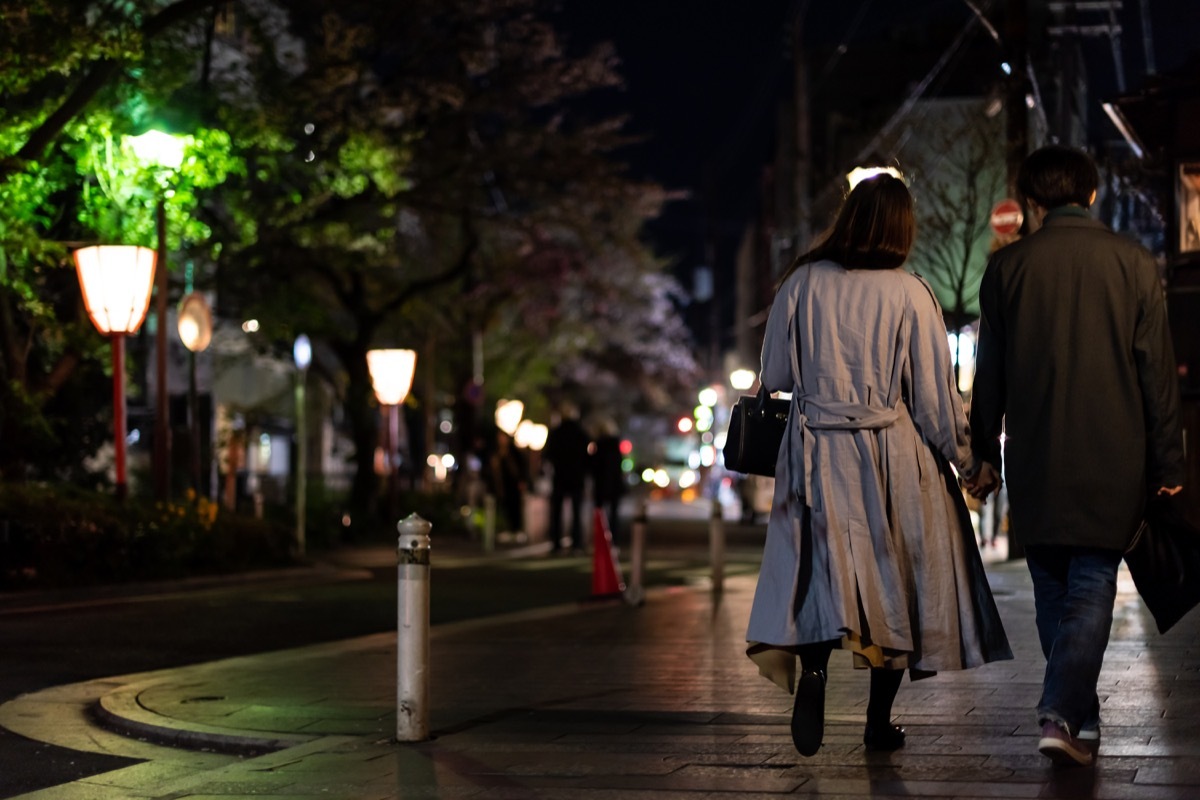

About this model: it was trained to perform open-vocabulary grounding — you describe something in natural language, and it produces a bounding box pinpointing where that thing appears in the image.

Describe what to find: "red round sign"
[990,199,1024,236]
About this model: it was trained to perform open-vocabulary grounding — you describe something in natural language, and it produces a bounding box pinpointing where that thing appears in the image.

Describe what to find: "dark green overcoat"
[970,209,1185,551]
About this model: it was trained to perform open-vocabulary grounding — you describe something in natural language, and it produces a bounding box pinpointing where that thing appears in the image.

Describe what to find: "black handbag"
[723,386,789,477]
[1123,492,1200,634]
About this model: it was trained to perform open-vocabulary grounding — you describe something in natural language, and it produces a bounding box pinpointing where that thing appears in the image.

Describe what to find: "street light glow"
[125,129,189,171]
[495,399,524,436]
[846,165,905,190]
[293,334,312,370]
[730,369,756,391]
[73,246,156,334]
[178,293,213,353]
[367,348,417,405]
[514,419,548,450]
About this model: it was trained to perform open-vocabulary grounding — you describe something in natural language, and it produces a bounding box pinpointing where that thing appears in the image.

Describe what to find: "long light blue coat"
[746,261,1012,692]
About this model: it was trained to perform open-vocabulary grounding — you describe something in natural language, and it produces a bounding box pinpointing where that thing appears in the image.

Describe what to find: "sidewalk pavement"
[4,553,1200,799]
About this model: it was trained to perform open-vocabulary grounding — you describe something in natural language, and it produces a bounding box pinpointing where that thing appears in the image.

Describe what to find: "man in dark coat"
[968,145,1184,767]
[544,403,590,554]
[590,418,626,546]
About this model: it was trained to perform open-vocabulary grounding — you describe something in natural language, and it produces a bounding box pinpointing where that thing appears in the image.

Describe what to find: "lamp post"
[126,128,188,502]
[177,293,212,495]
[293,334,312,557]
[73,245,156,501]
[367,349,417,523]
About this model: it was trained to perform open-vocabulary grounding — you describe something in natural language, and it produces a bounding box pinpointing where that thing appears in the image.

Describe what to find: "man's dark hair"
[1017,146,1099,209]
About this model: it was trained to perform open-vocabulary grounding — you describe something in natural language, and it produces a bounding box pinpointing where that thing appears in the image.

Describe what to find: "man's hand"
[965,462,1002,499]
[1157,485,1183,496]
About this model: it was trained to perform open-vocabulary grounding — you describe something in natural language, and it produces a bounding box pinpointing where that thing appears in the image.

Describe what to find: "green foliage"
[0,1,245,481]
[332,131,413,199]
[69,114,239,249]
[0,0,698,506]
[0,482,295,589]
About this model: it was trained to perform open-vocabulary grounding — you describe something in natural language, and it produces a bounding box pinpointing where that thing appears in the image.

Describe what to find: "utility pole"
[1004,0,1029,562]
[792,7,813,254]
[154,196,171,501]
[1005,0,1029,199]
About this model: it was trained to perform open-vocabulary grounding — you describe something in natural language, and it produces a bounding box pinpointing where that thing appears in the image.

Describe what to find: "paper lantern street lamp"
[494,399,524,437]
[368,348,417,517]
[74,245,157,500]
[367,349,417,406]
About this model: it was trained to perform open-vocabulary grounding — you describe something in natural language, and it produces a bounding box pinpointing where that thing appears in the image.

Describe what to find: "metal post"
[188,349,200,493]
[153,194,171,501]
[710,495,725,593]
[625,495,647,606]
[389,403,401,512]
[112,333,128,502]
[396,513,432,742]
[483,494,496,552]
[295,367,308,557]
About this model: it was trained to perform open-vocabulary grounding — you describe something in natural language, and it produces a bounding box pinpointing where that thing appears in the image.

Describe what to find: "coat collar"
[1045,204,1091,219]
[1040,206,1103,230]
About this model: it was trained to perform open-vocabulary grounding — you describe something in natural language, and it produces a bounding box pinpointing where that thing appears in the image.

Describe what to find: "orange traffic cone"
[591,508,626,598]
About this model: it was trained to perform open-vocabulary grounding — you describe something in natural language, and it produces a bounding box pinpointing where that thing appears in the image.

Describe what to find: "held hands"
[964,462,1002,500]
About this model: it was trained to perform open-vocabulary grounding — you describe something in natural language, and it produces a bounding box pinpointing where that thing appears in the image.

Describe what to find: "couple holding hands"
[745,146,1184,768]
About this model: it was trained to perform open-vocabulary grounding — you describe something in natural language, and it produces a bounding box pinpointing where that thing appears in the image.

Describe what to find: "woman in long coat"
[745,173,1011,757]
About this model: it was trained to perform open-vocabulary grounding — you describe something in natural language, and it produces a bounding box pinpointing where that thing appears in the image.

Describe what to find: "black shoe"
[863,722,906,751]
[791,669,826,756]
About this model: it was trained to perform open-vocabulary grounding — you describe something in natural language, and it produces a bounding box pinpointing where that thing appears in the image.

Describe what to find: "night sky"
[557,0,1200,301]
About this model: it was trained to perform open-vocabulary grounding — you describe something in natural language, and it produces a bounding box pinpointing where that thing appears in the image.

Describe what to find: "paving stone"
[14,563,1200,798]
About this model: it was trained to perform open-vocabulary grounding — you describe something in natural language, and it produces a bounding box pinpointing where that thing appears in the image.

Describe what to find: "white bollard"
[710,496,725,593]
[625,496,647,606]
[482,494,496,552]
[396,513,432,742]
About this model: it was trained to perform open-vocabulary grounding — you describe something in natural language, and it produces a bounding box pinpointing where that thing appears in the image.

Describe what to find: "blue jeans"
[1025,545,1123,736]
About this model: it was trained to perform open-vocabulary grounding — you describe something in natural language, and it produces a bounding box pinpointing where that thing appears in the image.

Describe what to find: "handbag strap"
[787,264,812,396]
[753,384,771,412]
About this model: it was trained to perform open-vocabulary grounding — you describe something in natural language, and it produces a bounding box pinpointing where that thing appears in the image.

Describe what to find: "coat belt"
[790,396,900,503]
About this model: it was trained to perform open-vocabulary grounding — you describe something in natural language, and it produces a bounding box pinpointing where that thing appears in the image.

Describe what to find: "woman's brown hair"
[781,173,915,282]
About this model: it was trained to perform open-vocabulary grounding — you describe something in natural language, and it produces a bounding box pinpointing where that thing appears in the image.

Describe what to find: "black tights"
[797,640,904,727]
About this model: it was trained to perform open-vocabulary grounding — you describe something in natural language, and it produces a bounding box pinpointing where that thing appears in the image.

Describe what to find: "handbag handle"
[753,384,771,414]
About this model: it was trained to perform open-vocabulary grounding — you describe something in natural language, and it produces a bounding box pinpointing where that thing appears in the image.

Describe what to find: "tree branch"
[5,0,223,175]
[374,214,478,319]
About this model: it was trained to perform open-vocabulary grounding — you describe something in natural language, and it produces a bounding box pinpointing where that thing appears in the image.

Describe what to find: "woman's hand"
[965,462,1002,499]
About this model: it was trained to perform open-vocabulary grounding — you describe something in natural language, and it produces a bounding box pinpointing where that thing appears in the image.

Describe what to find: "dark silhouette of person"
[969,146,1184,767]
[590,418,626,545]
[487,431,527,537]
[544,403,590,554]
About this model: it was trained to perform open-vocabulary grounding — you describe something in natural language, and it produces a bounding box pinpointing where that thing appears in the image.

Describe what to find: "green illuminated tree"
[0,0,698,528]
[892,98,1006,386]
[0,0,233,481]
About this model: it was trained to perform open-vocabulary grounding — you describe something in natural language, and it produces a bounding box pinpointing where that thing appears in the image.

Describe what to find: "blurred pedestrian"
[487,430,527,539]
[544,402,590,554]
[590,418,626,545]
[968,145,1184,767]
[746,172,1012,758]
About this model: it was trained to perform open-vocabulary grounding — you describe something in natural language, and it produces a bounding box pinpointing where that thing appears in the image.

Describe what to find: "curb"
[0,563,372,616]
[91,680,316,756]
[83,579,740,757]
